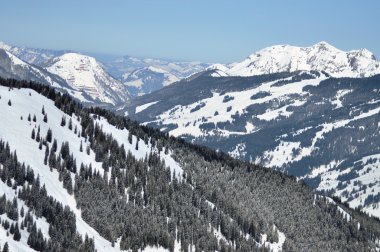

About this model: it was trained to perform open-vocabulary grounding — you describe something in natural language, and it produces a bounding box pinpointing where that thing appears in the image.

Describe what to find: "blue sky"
[1,0,379,63]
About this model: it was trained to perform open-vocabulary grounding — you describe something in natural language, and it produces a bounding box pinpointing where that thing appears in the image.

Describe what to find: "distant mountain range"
[100,55,210,97]
[0,41,210,98]
[0,42,130,106]
[125,42,380,218]
[208,41,380,78]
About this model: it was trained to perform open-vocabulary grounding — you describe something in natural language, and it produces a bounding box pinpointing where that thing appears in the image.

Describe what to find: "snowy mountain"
[125,70,380,218]
[0,48,123,106]
[123,66,180,96]
[0,41,210,98]
[0,41,70,66]
[0,48,69,89]
[1,78,379,251]
[45,53,130,105]
[209,42,380,78]
[102,55,210,96]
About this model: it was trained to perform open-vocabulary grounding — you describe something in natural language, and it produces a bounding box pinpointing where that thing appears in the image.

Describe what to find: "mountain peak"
[0,41,12,51]
[210,42,380,78]
[46,52,130,105]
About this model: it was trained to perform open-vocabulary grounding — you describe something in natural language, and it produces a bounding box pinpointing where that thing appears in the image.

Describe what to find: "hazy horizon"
[1,0,379,63]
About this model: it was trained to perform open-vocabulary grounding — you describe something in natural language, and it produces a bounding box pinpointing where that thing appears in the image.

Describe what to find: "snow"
[5,50,28,67]
[257,99,306,121]
[229,143,247,159]
[148,74,327,138]
[259,141,301,168]
[331,89,352,108]
[94,117,184,180]
[135,101,159,114]
[324,197,352,222]
[125,79,144,88]
[46,53,129,104]
[0,180,50,252]
[0,41,12,51]
[210,42,380,78]
[260,105,380,168]
[260,225,286,252]
[318,153,380,218]
[245,122,255,133]
[0,86,125,251]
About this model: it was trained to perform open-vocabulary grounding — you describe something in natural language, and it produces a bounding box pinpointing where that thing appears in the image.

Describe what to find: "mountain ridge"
[209,42,380,78]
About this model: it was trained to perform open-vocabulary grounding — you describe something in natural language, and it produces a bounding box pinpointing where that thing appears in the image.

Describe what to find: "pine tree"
[43,114,47,123]
[46,128,52,143]
[31,128,36,140]
[68,118,73,130]
[28,113,31,122]
[44,145,49,165]
[80,141,83,152]
[13,223,21,241]
[86,145,90,155]
[52,139,57,153]
[36,127,40,142]
[2,242,9,252]
[128,131,133,144]
[20,206,24,217]
[42,105,45,115]
[33,114,36,122]
[7,100,11,106]
[61,116,66,127]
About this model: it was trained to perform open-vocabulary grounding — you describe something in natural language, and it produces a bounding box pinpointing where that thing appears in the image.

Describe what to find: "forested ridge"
[0,77,380,251]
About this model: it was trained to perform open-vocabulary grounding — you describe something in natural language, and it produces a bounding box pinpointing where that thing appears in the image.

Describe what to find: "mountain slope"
[210,42,380,78]
[125,70,380,218]
[45,53,130,105]
[1,78,380,251]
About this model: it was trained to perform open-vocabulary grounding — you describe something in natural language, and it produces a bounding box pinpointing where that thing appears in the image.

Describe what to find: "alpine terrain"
[0,41,210,99]
[0,43,130,106]
[0,78,380,251]
[125,42,380,218]
[101,55,210,97]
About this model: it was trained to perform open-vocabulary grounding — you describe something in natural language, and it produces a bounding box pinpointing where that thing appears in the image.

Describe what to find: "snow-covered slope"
[0,85,183,251]
[210,42,380,78]
[46,53,130,105]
